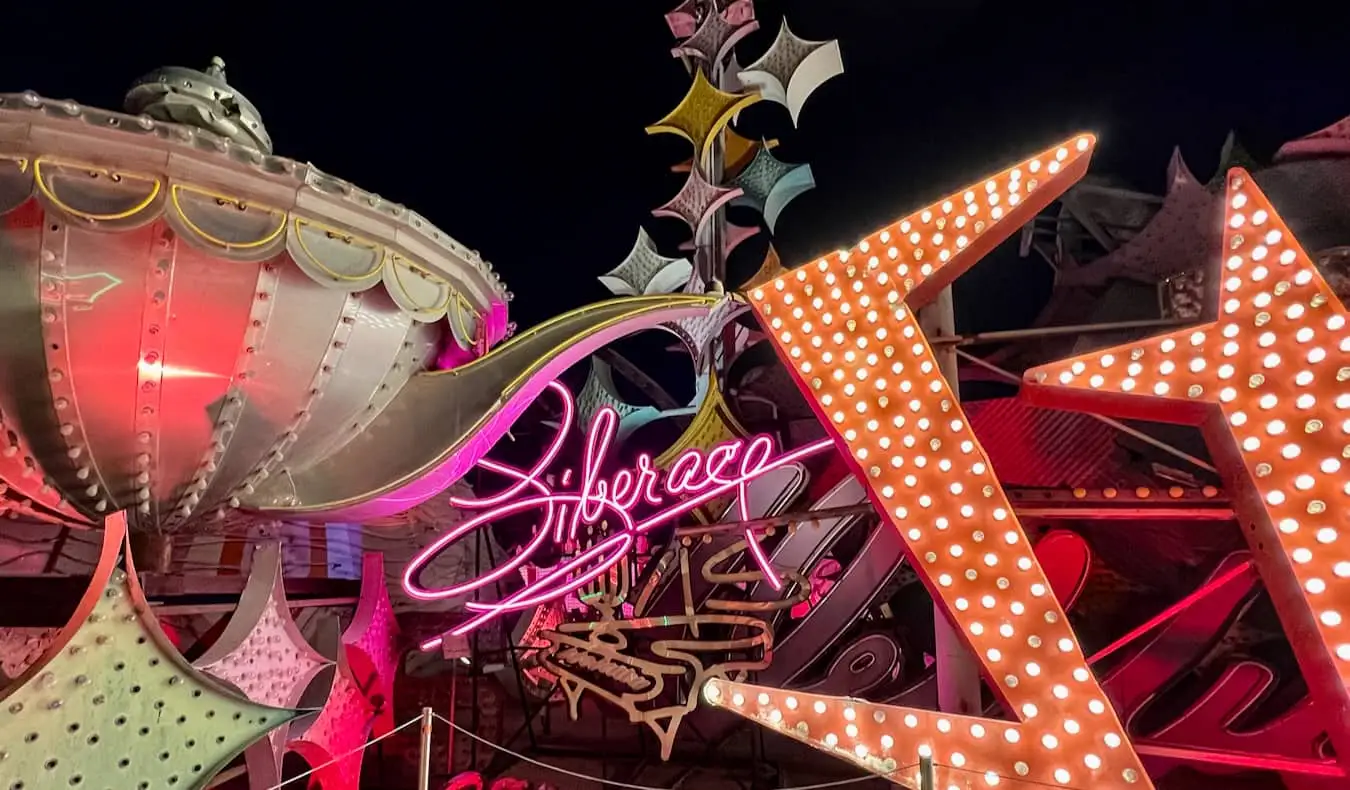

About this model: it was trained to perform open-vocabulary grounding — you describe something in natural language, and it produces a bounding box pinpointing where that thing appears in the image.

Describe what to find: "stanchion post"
[418,706,434,790]
[918,754,936,790]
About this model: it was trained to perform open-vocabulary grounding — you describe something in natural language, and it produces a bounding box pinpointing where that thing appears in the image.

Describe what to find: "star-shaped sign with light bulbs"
[705,135,1155,789]
[1023,168,1350,768]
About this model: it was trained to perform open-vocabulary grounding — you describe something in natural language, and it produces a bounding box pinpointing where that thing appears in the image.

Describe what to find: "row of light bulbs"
[737,135,1147,788]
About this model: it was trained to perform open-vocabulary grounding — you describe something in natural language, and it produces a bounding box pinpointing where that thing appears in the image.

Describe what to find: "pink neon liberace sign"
[405,381,832,646]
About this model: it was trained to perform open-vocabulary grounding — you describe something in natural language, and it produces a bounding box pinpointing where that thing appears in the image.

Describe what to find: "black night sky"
[3,0,1346,375]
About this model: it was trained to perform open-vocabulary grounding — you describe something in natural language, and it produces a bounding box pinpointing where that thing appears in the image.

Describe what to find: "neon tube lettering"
[405,380,832,643]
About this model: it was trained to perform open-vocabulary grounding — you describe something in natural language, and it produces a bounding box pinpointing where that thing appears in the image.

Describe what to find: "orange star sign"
[707,135,1155,789]
[1024,168,1350,768]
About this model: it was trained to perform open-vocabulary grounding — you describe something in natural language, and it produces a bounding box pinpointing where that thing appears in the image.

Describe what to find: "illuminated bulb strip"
[1025,168,1350,759]
[704,680,1125,788]
[781,136,1095,309]
[732,135,1151,789]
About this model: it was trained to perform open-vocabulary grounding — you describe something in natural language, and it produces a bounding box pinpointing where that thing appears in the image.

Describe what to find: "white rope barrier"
[266,715,423,789]
[432,711,887,790]
[260,706,895,790]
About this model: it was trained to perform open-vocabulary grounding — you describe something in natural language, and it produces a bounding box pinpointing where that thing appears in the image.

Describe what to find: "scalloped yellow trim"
[33,156,161,222]
[386,251,453,319]
[291,216,384,282]
[452,292,481,344]
[169,184,286,251]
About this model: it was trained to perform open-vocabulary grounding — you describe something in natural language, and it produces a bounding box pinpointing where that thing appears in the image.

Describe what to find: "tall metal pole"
[918,287,982,716]
[447,659,458,778]
[418,706,434,790]
[918,754,936,790]
[705,56,728,290]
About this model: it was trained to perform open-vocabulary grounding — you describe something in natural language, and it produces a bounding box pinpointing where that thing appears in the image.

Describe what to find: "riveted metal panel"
[35,217,119,516]
[0,199,82,517]
[189,260,349,522]
[282,289,419,474]
[54,222,160,515]
[150,240,259,519]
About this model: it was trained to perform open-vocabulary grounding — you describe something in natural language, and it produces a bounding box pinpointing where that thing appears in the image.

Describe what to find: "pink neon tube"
[407,382,833,646]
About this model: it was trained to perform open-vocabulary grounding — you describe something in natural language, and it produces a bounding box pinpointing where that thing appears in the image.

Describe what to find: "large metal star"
[0,513,298,790]
[193,542,331,790]
[709,135,1156,789]
[1023,168,1350,769]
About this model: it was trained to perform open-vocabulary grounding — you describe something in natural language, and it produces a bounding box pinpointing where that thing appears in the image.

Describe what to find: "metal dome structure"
[0,58,719,533]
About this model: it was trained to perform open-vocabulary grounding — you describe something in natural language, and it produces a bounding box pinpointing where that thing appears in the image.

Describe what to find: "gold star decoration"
[646,70,761,167]
[1023,168,1350,765]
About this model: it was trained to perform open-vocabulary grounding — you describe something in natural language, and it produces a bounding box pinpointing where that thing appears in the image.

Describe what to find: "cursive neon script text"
[404,381,832,642]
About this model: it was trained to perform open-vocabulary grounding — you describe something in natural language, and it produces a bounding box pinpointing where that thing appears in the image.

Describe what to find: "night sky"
[3,1,1347,364]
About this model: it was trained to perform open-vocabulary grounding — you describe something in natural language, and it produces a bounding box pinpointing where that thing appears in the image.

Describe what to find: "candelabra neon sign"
[405,380,833,643]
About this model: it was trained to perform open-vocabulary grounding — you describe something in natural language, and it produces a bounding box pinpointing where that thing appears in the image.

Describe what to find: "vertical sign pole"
[418,706,434,790]
[707,55,727,288]
[918,754,936,790]
[919,286,983,716]
[447,659,458,778]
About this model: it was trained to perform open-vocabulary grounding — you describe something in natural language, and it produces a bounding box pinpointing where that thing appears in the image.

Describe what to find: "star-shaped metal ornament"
[1024,168,1350,765]
[677,218,761,259]
[193,541,332,789]
[671,127,774,178]
[343,552,402,736]
[652,167,743,240]
[664,0,755,40]
[0,513,299,790]
[671,4,758,67]
[1276,114,1350,160]
[737,21,844,126]
[575,357,663,443]
[647,70,761,167]
[740,244,789,292]
[732,146,817,233]
[287,553,402,789]
[661,273,746,373]
[598,228,693,297]
[720,53,745,93]
[287,667,378,790]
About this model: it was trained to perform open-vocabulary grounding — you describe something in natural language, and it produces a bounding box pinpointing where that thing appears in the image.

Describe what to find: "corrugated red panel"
[964,397,1142,489]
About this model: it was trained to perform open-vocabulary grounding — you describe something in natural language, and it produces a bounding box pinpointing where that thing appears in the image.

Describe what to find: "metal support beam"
[152,595,358,616]
[918,755,936,790]
[1133,742,1346,778]
[1060,192,1120,252]
[956,349,1218,474]
[920,287,983,717]
[929,316,1187,347]
[598,348,682,411]
[1072,183,1165,204]
[670,497,1234,544]
[1013,506,1233,520]
[0,575,360,625]
[674,503,874,539]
